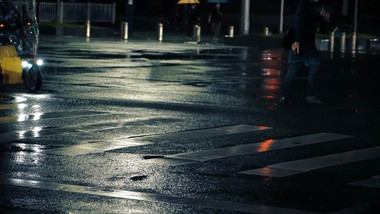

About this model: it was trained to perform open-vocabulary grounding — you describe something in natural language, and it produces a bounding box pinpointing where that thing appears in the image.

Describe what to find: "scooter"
[0,44,42,92]
[0,0,42,92]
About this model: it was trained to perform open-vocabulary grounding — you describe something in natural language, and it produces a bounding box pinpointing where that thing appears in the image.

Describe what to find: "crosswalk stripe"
[240,146,380,177]
[45,139,152,156]
[350,175,380,188]
[0,111,105,123]
[138,125,270,142]
[45,125,270,156]
[147,133,353,166]
[169,133,352,161]
[2,178,317,214]
[0,123,116,144]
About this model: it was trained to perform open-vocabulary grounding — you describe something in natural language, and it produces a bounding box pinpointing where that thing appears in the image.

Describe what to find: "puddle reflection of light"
[33,127,43,137]
[22,94,49,100]
[18,130,27,139]
[262,68,281,76]
[14,151,43,165]
[18,114,29,122]
[261,167,272,176]
[351,50,356,58]
[263,78,280,90]
[262,95,276,99]
[261,51,273,61]
[18,104,28,109]
[258,126,270,131]
[258,139,275,152]
[241,48,248,60]
[15,151,26,164]
[33,113,43,121]
[18,143,43,153]
[15,97,27,103]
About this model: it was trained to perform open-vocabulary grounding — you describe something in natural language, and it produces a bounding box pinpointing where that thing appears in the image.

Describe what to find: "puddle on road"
[38,45,379,111]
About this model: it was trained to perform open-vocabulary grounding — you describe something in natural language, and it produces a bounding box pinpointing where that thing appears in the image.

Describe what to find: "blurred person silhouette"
[186,4,201,41]
[280,0,330,104]
[208,3,222,42]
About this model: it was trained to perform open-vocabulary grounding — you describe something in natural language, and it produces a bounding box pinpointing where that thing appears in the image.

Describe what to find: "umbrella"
[177,0,200,4]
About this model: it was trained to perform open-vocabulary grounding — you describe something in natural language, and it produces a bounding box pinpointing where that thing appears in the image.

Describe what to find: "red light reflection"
[263,78,280,90]
[258,139,275,152]
[262,68,281,76]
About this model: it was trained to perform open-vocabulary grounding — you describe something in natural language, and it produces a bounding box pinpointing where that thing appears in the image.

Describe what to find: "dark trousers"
[283,62,319,99]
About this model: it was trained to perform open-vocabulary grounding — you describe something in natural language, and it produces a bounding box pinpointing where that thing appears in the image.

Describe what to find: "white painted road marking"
[45,125,270,156]
[138,125,270,142]
[350,175,380,188]
[45,139,152,156]
[240,146,380,177]
[0,111,105,124]
[170,133,352,162]
[150,133,353,166]
[2,178,316,214]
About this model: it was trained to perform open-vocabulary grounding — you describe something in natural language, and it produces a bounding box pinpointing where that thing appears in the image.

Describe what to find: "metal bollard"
[352,32,357,50]
[157,23,163,42]
[330,32,335,51]
[341,32,346,52]
[264,27,269,36]
[85,20,90,38]
[228,26,234,38]
[193,25,201,43]
[121,22,128,40]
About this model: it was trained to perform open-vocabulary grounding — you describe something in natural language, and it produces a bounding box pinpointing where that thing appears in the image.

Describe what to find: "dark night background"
[36,0,380,36]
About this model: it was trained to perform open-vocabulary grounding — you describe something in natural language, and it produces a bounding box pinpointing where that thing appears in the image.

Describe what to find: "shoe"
[279,96,292,104]
[306,96,322,104]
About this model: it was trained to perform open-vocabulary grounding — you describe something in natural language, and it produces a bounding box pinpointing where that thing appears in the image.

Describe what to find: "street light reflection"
[33,127,43,137]
[18,114,29,122]
[18,130,27,139]
[22,94,50,99]
[15,96,27,103]
[258,139,275,152]
[12,143,45,165]
[18,103,28,109]
[33,113,43,121]
[262,68,281,76]
[257,126,270,131]
[263,78,280,90]
[261,51,273,61]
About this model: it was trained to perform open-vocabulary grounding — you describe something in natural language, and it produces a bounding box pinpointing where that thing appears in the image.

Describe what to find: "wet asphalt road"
[0,35,379,213]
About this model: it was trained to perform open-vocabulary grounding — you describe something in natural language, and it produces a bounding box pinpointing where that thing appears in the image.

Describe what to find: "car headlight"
[36,59,44,66]
[21,61,29,68]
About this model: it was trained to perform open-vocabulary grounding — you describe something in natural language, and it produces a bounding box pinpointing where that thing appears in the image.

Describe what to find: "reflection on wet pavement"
[32,36,380,112]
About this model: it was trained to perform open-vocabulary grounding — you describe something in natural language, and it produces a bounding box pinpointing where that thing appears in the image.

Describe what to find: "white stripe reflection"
[240,146,380,177]
[151,133,353,166]
[350,175,380,188]
[3,178,317,214]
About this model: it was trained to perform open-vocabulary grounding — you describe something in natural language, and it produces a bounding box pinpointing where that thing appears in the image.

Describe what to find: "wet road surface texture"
[0,35,379,213]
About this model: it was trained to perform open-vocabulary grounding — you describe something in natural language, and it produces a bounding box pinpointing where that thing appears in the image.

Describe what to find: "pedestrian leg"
[307,65,319,96]
[283,62,303,100]
[215,22,221,42]
[306,65,322,104]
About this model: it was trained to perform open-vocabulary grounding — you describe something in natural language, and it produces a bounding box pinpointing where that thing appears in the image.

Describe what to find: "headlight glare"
[22,61,28,68]
[36,59,43,66]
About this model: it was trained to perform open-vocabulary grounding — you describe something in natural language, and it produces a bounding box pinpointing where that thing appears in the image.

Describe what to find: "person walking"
[208,3,222,42]
[186,4,201,41]
[281,0,330,104]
